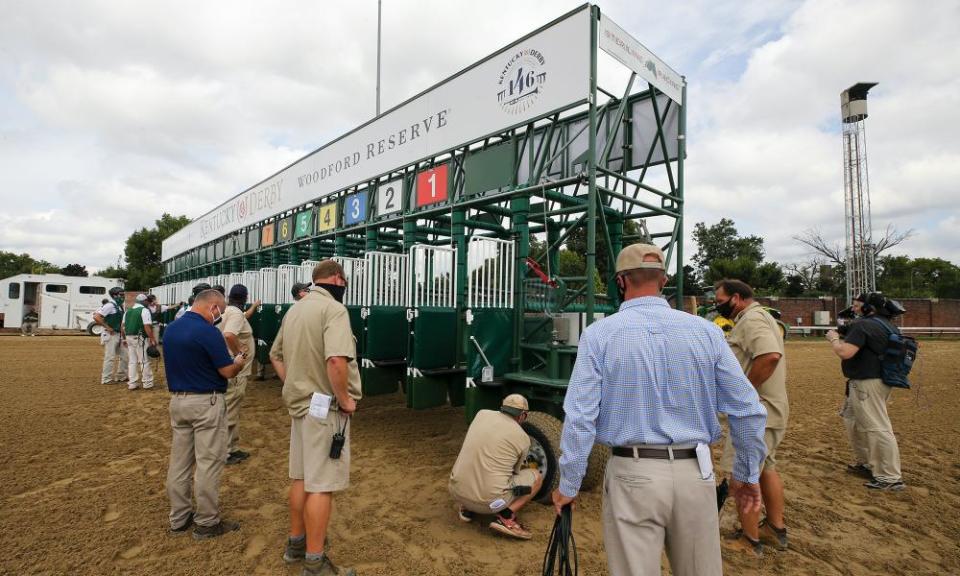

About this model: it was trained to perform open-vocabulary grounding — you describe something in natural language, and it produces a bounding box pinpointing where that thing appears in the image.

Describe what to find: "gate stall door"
[40,282,71,328]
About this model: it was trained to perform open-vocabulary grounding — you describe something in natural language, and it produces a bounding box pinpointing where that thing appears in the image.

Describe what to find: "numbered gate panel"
[415,164,450,208]
[375,176,404,219]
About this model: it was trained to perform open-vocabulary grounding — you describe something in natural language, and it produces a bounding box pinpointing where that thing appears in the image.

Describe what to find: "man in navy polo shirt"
[163,289,248,540]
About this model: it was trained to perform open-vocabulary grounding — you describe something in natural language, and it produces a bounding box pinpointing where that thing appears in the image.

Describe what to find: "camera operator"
[825,293,905,491]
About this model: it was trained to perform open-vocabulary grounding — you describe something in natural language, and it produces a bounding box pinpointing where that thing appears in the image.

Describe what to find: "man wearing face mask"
[714,279,789,556]
[270,259,360,576]
[94,287,128,384]
[162,289,248,540]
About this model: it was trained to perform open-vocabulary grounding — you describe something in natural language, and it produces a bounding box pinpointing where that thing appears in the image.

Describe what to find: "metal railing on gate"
[409,245,456,309]
[243,271,261,303]
[333,257,365,306]
[277,265,299,304]
[227,272,244,296]
[299,260,320,284]
[467,238,514,309]
[362,252,408,307]
[259,268,278,304]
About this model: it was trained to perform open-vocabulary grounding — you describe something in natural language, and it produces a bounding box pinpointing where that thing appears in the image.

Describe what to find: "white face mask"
[212,305,223,325]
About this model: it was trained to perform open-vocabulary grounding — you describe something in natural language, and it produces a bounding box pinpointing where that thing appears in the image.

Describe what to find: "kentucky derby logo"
[497,48,547,115]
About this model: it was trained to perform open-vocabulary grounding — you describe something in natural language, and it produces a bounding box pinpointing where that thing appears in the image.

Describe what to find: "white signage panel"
[376,177,403,218]
[598,15,683,105]
[163,7,591,260]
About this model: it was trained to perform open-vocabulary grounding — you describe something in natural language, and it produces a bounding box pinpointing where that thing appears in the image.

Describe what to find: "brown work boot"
[302,554,356,576]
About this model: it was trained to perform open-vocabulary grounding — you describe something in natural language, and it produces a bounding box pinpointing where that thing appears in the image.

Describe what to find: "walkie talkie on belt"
[330,412,348,459]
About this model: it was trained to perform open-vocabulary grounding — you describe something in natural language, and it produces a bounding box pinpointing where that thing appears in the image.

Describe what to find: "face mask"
[715,297,736,319]
[212,305,223,325]
[316,283,346,303]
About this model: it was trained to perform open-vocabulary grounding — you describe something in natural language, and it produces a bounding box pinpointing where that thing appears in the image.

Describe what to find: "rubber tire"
[87,322,104,336]
[521,411,562,504]
[580,444,610,492]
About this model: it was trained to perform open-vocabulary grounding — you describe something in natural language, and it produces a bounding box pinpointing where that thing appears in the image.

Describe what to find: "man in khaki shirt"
[715,279,789,555]
[449,394,542,540]
[270,260,360,576]
[219,284,256,465]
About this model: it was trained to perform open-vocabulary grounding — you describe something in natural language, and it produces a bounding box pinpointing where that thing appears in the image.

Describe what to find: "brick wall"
[693,297,960,328]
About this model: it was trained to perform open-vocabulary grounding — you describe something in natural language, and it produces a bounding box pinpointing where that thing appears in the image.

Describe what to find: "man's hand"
[339,397,357,415]
[825,329,840,342]
[252,299,262,309]
[734,481,762,516]
[551,489,576,516]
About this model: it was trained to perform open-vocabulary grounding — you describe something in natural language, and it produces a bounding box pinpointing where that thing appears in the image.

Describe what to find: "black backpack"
[868,317,918,389]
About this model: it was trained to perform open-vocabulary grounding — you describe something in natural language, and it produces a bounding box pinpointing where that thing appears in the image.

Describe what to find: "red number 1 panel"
[415,164,448,207]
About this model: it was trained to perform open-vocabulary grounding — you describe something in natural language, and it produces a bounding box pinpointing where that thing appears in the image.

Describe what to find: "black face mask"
[715,297,736,319]
[316,283,346,303]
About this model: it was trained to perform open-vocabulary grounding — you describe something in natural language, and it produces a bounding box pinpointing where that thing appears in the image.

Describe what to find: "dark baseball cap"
[291,282,311,299]
[229,284,248,299]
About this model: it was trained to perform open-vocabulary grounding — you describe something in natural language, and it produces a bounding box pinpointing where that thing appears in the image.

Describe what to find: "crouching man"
[448,394,542,540]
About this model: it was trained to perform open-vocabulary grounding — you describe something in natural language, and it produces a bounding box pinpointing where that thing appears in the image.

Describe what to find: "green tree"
[0,251,60,279]
[123,214,191,290]
[692,218,764,282]
[565,219,645,281]
[877,256,960,298]
[60,263,89,277]
[666,264,702,296]
[95,265,128,279]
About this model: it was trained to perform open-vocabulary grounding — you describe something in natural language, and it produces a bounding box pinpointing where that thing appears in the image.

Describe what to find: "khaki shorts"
[720,427,785,473]
[289,412,350,493]
[451,468,540,514]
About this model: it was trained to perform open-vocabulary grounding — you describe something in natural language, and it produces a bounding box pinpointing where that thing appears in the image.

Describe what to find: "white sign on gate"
[163,6,591,261]
[598,14,683,105]
[376,177,404,218]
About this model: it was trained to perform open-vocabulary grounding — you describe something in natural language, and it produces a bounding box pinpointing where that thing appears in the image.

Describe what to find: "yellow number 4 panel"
[317,202,338,233]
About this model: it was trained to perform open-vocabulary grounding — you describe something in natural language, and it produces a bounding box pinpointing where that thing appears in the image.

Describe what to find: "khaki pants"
[166,393,228,529]
[603,456,721,576]
[289,413,350,493]
[126,336,154,388]
[224,374,248,454]
[842,378,901,483]
[101,332,128,383]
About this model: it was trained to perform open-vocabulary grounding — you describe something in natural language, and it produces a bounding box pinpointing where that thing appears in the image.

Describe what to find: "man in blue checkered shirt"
[552,243,767,576]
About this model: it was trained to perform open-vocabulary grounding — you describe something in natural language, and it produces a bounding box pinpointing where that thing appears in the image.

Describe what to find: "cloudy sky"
[1,0,957,271]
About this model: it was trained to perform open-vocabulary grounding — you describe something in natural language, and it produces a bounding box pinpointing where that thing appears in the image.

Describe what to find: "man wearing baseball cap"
[554,243,767,576]
[122,293,157,390]
[219,284,256,465]
[448,394,543,539]
[291,282,311,302]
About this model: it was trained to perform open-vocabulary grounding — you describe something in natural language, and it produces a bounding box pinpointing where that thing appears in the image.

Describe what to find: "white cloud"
[0,0,957,273]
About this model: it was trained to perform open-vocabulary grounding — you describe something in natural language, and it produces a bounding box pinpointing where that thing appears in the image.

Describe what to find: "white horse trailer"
[0,274,124,333]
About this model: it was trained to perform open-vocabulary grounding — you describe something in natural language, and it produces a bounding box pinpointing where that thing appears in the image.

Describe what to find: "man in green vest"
[94,287,129,384]
[122,293,158,390]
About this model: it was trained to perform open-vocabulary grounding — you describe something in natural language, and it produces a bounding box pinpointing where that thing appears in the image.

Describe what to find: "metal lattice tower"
[841,83,878,305]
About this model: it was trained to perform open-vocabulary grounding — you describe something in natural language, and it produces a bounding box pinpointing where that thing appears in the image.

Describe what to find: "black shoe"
[226,452,247,465]
[232,450,250,459]
[846,463,873,479]
[170,512,194,534]
[192,519,240,540]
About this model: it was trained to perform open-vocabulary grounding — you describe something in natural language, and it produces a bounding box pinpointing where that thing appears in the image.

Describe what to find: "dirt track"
[0,336,958,575]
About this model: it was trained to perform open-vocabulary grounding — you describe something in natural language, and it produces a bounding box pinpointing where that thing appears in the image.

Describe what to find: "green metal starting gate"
[154,4,686,500]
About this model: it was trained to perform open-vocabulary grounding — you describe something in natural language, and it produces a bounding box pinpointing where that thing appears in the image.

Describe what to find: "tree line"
[3,214,957,299]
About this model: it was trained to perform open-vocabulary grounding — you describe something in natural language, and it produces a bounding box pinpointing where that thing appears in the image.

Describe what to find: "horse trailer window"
[45,284,68,293]
[79,286,106,295]
[8,283,20,299]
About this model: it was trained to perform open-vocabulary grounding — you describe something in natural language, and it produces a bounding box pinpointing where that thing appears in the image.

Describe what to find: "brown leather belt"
[612,446,697,459]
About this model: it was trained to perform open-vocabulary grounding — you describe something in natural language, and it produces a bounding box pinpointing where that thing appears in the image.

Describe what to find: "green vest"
[124,305,147,336]
[104,300,123,331]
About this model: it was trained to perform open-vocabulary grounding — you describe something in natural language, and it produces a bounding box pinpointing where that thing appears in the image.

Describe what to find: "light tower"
[841,82,878,305]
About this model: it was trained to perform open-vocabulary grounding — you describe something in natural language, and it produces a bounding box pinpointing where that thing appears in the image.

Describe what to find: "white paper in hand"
[695,443,714,480]
[309,392,332,420]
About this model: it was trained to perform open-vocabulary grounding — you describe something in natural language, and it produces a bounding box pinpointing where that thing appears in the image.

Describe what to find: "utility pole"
[376,0,382,116]
[841,82,878,305]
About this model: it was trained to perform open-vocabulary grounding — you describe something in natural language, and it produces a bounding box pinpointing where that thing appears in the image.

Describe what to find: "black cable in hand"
[542,504,578,576]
